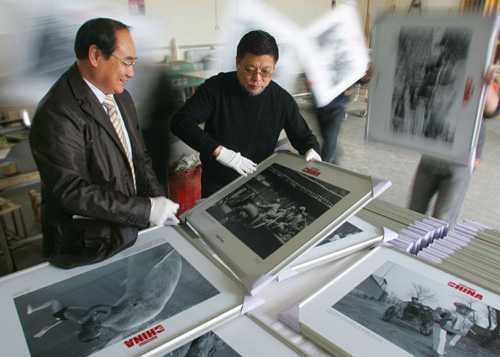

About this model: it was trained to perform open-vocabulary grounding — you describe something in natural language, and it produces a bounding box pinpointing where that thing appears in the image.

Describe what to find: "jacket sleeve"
[30,100,151,227]
[170,79,221,156]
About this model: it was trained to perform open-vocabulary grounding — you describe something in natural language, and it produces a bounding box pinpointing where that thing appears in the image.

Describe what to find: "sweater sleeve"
[282,91,320,155]
[170,78,221,156]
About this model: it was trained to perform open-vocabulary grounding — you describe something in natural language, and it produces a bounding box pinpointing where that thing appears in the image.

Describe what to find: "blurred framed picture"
[297,2,370,107]
[367,12,499,164]
[220,0,303,93]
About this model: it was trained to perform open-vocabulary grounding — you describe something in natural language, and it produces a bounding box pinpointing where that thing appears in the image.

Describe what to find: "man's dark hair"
[74,18,130,60]
[237,30,279,64]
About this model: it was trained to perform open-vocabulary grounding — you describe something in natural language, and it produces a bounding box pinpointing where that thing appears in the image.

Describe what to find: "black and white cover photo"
[16,242,219,357]
[206,162,350,260]
[0,228,245,357]
[297,248,500,356]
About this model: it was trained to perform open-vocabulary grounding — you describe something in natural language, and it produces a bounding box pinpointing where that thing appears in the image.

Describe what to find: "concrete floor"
[1,86,500,277]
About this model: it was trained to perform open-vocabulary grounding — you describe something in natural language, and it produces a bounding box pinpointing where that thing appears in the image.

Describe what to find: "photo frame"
[248,251,369,357]
[0,226,245,357]
[185,151,376,290]
[158,315,300,356]
[366,12,499,164]
[282,247,500,356]
[297,2,370,107]
[289,215,383,272]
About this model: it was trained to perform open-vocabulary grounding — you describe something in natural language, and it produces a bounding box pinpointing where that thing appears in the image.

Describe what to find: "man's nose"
[127,66,134,78]
[251,72,263,79]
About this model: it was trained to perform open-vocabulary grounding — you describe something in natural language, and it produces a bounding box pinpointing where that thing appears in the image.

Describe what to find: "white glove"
[216,146,257,176]
[149,197,180,225]
[305,148,322,162]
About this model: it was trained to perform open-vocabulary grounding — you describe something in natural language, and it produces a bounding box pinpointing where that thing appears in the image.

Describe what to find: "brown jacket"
[30,63,163,268]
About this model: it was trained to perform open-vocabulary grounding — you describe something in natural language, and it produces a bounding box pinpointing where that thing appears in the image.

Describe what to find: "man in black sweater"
[170,30,321,197]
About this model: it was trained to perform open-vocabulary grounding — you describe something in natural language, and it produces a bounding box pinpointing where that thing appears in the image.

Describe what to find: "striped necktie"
[103,95,136,191]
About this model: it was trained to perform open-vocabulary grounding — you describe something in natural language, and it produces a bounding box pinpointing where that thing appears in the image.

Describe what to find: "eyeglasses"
[112,54,137,67]
[243,68,273,78]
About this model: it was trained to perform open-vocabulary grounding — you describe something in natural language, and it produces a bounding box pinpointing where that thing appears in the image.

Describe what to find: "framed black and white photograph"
[185,151,376,286]
[297,2,370,107]
[161,315,300,356]
[0,226,245,357]
[290,247,500,356]
[366,12,498,164]
[289,215,383,272]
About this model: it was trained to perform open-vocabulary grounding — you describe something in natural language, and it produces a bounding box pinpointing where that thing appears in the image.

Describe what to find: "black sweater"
[171,71,320,197]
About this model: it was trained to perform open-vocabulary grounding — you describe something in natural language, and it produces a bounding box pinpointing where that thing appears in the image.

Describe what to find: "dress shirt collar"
[83,78,109,104]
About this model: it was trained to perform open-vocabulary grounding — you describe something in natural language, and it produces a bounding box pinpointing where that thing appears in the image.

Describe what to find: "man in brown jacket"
[30,18,178,268]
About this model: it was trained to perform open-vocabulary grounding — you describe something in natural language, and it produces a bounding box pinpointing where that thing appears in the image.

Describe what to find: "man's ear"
[88,45,100,67]
[235,56,240,68]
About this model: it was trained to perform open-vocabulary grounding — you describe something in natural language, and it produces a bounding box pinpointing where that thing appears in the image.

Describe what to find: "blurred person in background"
[408,69,500,228]
[309,66,372,165]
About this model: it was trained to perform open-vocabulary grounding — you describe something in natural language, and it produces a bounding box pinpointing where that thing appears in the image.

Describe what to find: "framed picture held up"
[297,2,370,107]
[366,11,499,165]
